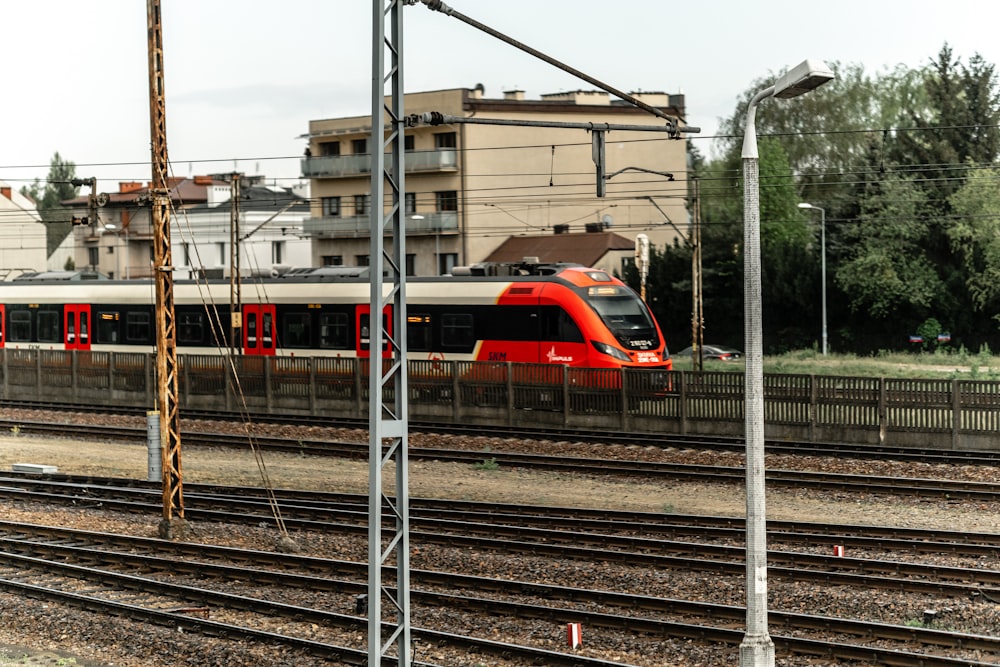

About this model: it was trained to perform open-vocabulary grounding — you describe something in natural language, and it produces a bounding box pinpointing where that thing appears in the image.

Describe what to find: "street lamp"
[798,203,827,355]
[741,59,833,667]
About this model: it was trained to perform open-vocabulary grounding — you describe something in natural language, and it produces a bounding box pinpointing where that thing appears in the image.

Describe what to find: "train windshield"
[584,285,660,349]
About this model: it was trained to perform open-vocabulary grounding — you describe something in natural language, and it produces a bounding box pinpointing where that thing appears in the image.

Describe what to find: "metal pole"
[820,207,828,356]
[740,85,775,667]
[370,1,411,664]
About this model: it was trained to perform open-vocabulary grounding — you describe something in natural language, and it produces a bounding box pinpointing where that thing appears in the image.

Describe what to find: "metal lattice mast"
[229,172,242,354]
[147,0,185,538]
[368,0,410,664]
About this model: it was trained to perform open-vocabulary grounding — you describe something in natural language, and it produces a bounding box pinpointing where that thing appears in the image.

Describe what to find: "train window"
[262,312,274,349]
[126,311,151,343]
[37,311,60,343]
[359,313,389,351]
[319,313,350,349]
[80,312,89,344]
[96,311,120,343]
[407,313,432,352]
[541,307,584,343]
[178,311,205,345]
[9,311,31,342]
[283,312,311,348]
[441,313,474,349]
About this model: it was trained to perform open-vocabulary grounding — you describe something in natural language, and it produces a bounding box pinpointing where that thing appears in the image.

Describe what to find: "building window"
[321,196,341,217]
[405,192,417,215]
[272,241,285,265]
[321,255,343,266]
[217,242,226,266]
[88,247,99,268]
[434,132,457,149]
[405,253,416,276]
[356,255,370,266]
[354,194,370,216]
[351,138,367,155]
[438,252,458,276]
[183,242,191,266]
[404,134,415,151]
[320,141,340,156]
[435,190,458,212]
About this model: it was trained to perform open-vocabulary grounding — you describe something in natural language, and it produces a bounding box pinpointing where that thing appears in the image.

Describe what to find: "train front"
[559,267,671,370]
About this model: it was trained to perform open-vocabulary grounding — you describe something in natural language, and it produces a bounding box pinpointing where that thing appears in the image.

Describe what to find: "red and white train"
[0,262,671,370]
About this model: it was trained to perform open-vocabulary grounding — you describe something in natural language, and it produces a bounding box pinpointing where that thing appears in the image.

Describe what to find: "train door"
[65,305,91,351]
[355,305,392,359]
[243,303,276,356]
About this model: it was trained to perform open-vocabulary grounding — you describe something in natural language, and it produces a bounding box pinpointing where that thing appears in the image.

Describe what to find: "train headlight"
[591,340,631,362]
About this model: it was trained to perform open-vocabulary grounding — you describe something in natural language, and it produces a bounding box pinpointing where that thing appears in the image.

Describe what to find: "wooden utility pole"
[147,0,185,538]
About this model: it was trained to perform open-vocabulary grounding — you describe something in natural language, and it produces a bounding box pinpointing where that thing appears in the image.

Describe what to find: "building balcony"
[302,211,458,238]
[301,149,458,179]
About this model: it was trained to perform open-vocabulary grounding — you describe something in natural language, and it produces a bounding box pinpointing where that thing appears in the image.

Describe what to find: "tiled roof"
[484,231,634,267]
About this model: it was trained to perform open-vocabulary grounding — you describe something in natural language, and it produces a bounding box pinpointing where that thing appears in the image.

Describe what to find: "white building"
[0,182,47,278]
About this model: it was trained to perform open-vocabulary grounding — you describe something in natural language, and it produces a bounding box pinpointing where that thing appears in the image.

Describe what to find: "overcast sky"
[1,0,997,192]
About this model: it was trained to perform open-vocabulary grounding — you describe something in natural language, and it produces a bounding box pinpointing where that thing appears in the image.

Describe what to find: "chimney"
[0,187,10,200]
[503,89,525,101]
[119,182,144,194]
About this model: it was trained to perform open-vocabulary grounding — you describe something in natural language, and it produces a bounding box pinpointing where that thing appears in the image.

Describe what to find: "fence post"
[354,358,363,418]
[71,351,79,393]
[506,362,514,426]
[1,349,7,400]
[809,374,818,442]
[143,353,153,407]
[677,371,687,435]
[264,357,274,414]
[562,365,571,427]
[451,361,460,423]
[878,377,887,445]
[620,368,628,431]
[308,357,317,416]
[34,350,41,399]
[951,378,961,450]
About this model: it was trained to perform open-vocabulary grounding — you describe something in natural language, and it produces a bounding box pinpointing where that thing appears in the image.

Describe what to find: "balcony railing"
[301,149,458,179]
[302,211,458,238]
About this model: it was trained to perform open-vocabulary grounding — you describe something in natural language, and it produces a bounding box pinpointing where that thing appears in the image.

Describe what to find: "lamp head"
[773,59,834,99]
[797,203,814,210]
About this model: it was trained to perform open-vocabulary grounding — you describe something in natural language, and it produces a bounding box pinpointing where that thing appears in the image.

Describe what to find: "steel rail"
[2,480,1000,598]
[2,523,997,666]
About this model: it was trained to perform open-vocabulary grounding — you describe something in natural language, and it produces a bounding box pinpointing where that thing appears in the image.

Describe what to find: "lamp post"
[741,59,833,667]
[798,202,827,355]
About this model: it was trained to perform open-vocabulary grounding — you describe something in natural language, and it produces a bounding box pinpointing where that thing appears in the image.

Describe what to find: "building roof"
[484,231,634,268]
[61,176,230,207]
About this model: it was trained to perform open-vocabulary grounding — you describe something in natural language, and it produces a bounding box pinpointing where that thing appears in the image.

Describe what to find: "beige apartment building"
[301,85,690,276]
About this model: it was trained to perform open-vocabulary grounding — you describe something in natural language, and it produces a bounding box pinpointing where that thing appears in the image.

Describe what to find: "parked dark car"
[675,344,742,361]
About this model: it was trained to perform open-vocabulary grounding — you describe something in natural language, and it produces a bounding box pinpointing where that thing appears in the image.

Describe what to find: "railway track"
[5,400,1000,465]
[2,505,999,665]
[3,474,1000,599]
[3,419,1000,501]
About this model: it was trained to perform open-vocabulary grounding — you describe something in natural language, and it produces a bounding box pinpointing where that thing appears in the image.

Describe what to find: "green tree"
[836,173,940,320]
[947,166,1000,319]
[20,152,80,255]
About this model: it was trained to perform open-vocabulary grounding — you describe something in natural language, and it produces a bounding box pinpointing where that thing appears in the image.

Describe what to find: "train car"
[0,262,671,371]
